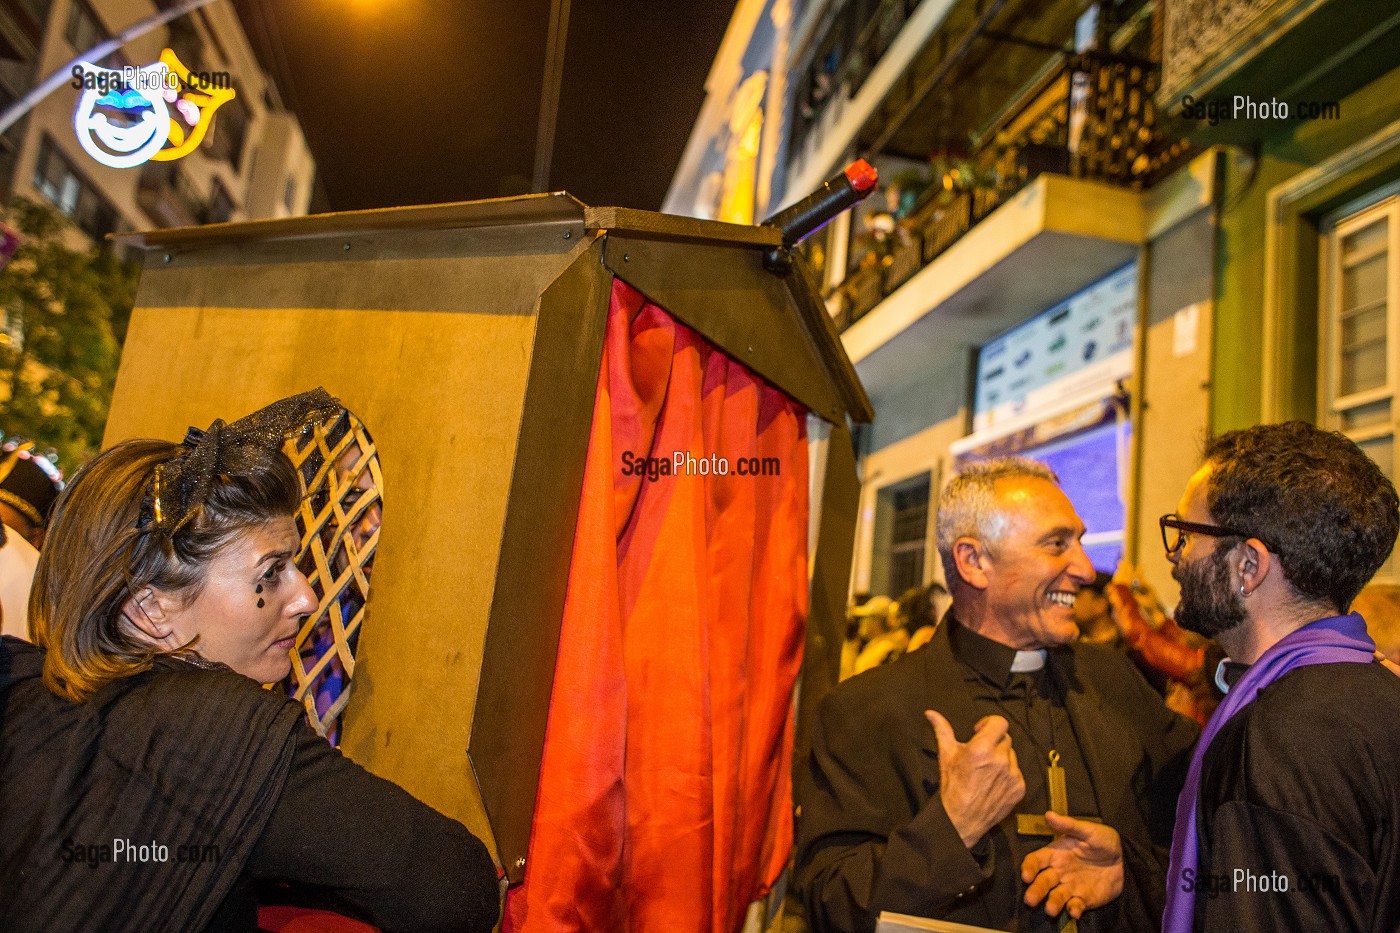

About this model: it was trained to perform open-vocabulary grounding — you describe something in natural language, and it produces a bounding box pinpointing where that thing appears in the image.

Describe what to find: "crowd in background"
[842,560,1400,726]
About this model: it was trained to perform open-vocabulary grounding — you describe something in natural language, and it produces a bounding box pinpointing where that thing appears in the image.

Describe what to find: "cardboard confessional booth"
[106,189,873,933]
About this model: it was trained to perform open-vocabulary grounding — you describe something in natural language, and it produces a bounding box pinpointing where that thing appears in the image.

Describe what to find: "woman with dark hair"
[0,390,500,933]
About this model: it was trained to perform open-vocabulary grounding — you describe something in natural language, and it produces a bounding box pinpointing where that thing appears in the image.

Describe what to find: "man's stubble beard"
[1174,545,1247,639]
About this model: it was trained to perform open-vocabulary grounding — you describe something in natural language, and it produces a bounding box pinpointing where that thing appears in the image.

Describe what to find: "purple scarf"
[1161,613,1376,932]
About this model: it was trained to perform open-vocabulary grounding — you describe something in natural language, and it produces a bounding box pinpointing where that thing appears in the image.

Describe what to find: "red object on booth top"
[503,279,810,933]
[843,159,878,193]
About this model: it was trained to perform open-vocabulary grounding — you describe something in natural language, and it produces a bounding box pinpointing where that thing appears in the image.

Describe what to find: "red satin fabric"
[504,279,809,933]
[257,906,379,932]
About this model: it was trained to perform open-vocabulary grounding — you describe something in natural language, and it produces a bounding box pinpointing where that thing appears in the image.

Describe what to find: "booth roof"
[112,192,782,252]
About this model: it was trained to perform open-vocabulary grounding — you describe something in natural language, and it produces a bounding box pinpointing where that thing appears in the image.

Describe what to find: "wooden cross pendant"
[1016,751,1099,932]
[1015,751,1102,837]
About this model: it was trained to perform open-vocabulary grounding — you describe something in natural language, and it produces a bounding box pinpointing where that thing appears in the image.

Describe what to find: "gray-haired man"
[797,458,1198,932]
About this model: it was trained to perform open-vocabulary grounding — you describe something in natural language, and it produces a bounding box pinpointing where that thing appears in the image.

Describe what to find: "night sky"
[230,0,738,213]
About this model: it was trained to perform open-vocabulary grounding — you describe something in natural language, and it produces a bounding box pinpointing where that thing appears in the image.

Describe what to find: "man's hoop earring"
[1240,585,1247,597]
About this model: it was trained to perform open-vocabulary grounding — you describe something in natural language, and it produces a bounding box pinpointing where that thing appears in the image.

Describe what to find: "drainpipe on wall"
[1125,242,1152,566]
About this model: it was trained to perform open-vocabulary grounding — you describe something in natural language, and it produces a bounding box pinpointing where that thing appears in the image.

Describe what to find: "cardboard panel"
[125,192,588,250]
[133,223,585,315]
[795,423,861,773]
[468,242,614,881]
[105,228,587,862]
[601,234,852,425]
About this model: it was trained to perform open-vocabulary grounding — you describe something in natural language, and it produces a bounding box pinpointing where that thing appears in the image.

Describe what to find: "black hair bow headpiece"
[138,387,342,535]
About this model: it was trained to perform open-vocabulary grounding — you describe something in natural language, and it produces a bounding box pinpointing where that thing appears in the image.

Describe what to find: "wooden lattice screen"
[280,410,382,741]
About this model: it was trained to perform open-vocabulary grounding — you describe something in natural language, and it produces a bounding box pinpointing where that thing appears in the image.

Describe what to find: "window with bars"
[16,0,53,26]
[205,96,250,170]
[871,473,931,597]
[1321,194,1398,578]
[64,2,126,68]
[33,137,78,214]
[33,136,117,241]
[207,178,236,224]
[65,0,104,52]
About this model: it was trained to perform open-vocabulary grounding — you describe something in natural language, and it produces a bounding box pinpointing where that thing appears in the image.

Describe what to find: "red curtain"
[504,279,809,933]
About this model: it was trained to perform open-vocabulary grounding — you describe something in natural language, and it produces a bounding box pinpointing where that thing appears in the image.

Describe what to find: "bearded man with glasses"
[1160,421,1400,933]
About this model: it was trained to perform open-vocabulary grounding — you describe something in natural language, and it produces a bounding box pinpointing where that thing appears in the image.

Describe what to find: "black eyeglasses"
[1159,514,1259,555]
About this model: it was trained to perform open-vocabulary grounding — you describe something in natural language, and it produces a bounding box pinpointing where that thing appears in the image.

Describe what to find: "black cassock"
[797,617,1198,933]
[1190,660,1400,932]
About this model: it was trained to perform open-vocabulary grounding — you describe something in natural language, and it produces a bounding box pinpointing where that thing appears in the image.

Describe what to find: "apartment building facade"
[0,0,315,251]
[668,0,1400,601]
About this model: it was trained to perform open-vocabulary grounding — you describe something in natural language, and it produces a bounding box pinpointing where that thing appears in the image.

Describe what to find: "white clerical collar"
[1010,649,1047,673]
[1215,657,1253,694]
[1216,657,1234,694]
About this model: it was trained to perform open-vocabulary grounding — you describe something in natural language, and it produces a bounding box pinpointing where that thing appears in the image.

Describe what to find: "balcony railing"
[793,0,923,159]
[831,52,1188,331]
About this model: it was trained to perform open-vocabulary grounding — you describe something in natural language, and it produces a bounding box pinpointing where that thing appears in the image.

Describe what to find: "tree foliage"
[0,198,140,471]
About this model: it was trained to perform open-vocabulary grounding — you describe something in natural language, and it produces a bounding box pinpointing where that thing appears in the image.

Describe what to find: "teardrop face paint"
[159,518,316,683]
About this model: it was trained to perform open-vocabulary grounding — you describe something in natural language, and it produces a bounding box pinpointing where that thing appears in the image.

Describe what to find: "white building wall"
[8,0,315,248]
[245,111,313,219]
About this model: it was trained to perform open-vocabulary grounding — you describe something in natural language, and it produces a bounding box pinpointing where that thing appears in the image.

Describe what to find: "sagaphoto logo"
[71,47,235,169]
[620,451,783,483]
[1178,94,1340,126]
